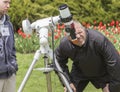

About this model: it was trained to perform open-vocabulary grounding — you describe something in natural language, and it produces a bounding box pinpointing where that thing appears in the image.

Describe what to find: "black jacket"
[55,29,120,92]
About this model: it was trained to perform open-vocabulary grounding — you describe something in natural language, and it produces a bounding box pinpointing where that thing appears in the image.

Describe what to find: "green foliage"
[9,0,120,30]
[10,0,120,54]
[9,0,41,30]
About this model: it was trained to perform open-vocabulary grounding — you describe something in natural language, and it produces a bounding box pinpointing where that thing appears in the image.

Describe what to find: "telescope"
[22,4,76,40]
[18,4,74,92]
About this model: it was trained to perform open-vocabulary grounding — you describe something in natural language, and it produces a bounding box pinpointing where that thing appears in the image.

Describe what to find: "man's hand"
[102,84,109,92]
[64,83,76,92]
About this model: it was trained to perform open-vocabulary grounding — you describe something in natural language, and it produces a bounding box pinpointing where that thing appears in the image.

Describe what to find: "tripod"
[17,27,73,92]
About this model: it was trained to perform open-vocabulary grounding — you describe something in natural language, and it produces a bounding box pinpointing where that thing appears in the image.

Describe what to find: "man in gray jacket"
[0,0,18,92]
[55,21,120,92]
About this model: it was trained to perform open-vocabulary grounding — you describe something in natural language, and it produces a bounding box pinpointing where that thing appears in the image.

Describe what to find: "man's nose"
[7,4,10,8]
[6,3,10,8]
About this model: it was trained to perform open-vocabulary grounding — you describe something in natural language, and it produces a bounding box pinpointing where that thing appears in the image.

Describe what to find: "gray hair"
[73,20,86,30]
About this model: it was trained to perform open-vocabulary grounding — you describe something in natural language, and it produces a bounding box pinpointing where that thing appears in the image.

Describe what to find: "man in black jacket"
[55,21,120,92]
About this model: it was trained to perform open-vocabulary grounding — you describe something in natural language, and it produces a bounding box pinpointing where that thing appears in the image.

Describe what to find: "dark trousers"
[73,78,109,92]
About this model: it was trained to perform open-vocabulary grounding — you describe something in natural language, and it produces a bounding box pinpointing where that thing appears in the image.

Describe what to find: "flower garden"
[15,20,120,54]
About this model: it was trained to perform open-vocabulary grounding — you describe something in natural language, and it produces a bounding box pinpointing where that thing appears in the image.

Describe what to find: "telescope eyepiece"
[59,4,68,10]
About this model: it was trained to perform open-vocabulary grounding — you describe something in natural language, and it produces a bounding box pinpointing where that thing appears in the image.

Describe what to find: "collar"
[0,15,6,25]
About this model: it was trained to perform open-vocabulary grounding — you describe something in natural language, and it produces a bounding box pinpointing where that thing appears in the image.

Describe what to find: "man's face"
[69,22,86,47]
[0,0,11,16]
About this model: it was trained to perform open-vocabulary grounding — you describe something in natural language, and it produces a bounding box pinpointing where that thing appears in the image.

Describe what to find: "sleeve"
[97,37,120,92]
[55,42,72,84]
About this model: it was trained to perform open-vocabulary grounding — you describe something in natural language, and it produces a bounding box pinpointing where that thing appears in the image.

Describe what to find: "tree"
[9,0,120,30]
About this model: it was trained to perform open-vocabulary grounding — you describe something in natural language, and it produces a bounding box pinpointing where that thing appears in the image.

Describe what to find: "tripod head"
[22,16,60,55]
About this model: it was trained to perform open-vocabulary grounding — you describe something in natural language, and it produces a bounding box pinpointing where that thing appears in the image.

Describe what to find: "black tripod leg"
[44,55,52,92]
[54,57,73,92]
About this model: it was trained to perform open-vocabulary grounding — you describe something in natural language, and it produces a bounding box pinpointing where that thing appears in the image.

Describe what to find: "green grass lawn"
[16,52,102,92]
